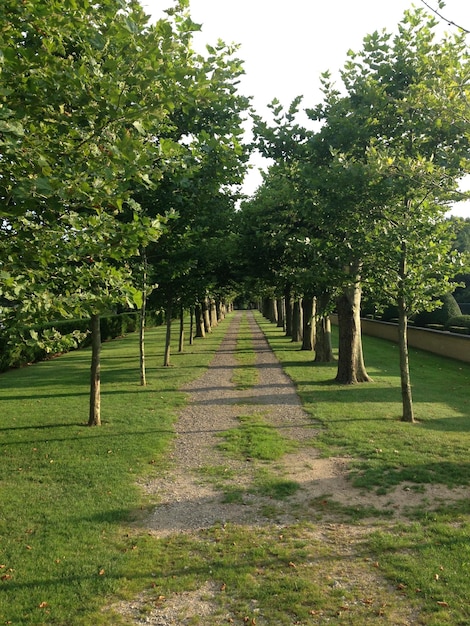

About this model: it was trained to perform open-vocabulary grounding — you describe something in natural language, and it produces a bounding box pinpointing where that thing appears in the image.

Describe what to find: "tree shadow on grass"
[418,416,470,432]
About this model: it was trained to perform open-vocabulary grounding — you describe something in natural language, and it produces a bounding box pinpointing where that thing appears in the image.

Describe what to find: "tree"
[140,34,250,366]
[338,8,470,420]
[0,0,221,423]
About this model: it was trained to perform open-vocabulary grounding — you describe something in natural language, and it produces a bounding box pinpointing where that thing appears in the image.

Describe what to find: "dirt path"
[112,310,462,624]
[139,310,328,534]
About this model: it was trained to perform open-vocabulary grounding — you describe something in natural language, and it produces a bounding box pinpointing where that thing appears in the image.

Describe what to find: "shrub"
[445,315,470,332]
[413,293,462,328]
[0,312,144,373]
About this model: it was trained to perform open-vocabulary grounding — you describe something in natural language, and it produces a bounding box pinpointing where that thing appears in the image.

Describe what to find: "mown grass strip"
[0,316,230,626]
[231,311,258,390]
[218,413,296,461]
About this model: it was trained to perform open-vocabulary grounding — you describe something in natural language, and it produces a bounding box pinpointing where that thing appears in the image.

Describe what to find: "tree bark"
[139,259,147,387]
[194,303,205,338]
[216,299,224,322]
[210,299,218,328]
[301,295,315,351]
[262,297,270,319]
[178,305,184,353]
[335,278,372,384]
[314,293,334,362]
[291,299,302,342]
[139,298,146,386]
[398,245,415,422]
[284,285,293,336]
[315,315,334,362]
[163,301,172,367]
[268,298,278,324]
[88,314,101,426]
[276,298,284,329]
[202,298,211,334]
[189,305,195,345]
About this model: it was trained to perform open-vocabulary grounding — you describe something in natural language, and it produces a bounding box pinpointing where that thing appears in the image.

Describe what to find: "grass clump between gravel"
[231,311,258,389]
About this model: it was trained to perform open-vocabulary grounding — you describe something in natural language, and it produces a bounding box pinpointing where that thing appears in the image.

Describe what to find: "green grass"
[231,311,258,389]
[255,313,470,492]
[218,413,296,461]
[255,311,470,625]
[0,316,230,626]
[2,310,470,625]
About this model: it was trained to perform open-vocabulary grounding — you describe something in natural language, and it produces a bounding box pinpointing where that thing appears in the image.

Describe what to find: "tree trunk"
[189,305,195,345]
[335,279,372,384]
[210,299,218,328]
[262,297,270,318]
[216,300,223,322]
[139,298,146,386]
[301,295,315,351]
[276,298,284,328]
[398,246,415,422]
[88,314,101,426]
[163,301,172,367]
[268,298,278,324]
[195,303,205,338]
[284,285,293,336]
[139,260,147,387]
[178,305,184,353]
[291,299,302,342]
[315,315,334,362]
[202,298,211,334]
[314,293,334,362]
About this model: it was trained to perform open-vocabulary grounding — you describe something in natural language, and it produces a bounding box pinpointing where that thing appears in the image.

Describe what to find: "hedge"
[0,310,164,373]
[445,315,470,333]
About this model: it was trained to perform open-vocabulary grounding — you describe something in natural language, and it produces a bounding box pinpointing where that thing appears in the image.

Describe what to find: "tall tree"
[335,8,470,419]
[0,0,221,423]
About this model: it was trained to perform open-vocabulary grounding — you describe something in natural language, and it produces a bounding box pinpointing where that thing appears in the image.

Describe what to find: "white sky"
[142,0,470,217]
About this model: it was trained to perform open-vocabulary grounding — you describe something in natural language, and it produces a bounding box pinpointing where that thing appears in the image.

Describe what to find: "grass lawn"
[0,317,229,625]
[1,310,469,625]
[255,312,470,625]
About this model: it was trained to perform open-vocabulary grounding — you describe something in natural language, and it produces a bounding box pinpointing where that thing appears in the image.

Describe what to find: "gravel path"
[141,310,321,535]
[113,310,461,624]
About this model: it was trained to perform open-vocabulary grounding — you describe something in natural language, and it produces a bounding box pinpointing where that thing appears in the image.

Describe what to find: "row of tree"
[237,6,470,422]
[0,0,250,424]
[1,2,469,427]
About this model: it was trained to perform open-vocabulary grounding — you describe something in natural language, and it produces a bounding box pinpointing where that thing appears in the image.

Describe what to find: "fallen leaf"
[220,583,227,591]
[38,602,48,609]
[99,569,105,576]
[437,601,449,607]
[288,561,297,568]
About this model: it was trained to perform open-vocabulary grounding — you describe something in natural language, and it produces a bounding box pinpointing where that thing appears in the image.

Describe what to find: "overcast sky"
[142,0,470,216]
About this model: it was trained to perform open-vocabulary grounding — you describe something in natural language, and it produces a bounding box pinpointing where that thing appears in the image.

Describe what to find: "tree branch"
[419,0,470,34]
